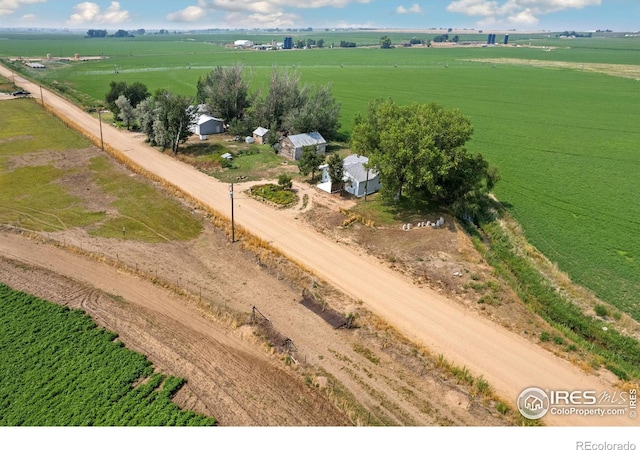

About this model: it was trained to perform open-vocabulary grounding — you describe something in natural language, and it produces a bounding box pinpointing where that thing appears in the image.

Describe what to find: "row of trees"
[105,65,341,154]
[195,65,341,140]
[86,29,135,38]
[86,29,107,38]
[105,80,193,154]
[294,38,325,49]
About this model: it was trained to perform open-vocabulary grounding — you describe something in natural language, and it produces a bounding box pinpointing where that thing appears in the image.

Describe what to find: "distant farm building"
[252,127,269,144]
[190,114,224,139]
[318,154,380,197]
[234,39,254,48]
[279,132,326,161]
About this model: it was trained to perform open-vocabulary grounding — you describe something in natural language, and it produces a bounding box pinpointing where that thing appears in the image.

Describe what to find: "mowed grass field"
[0,98,202,242]
[1,32,639,318]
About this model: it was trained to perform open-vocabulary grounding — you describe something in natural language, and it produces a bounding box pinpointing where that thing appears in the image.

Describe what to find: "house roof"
[344,154,378,183]
[253,126,269,137]
[197,114,223,125]
[286,132,326,148]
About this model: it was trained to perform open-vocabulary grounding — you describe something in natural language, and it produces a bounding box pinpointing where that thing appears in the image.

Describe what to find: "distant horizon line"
[1,27,637,34]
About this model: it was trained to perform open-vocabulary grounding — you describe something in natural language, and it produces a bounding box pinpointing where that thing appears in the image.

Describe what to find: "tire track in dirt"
[0,250,352,426]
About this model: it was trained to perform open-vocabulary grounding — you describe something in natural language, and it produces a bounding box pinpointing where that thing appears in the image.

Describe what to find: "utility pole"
[229,183,235,243]
[39,84,44,106]
[364,168,369,202]
[97,109,104,151]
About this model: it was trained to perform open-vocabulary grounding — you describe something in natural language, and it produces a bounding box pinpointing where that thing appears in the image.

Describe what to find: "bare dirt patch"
[6,146,96,171]
[298,198,594,368]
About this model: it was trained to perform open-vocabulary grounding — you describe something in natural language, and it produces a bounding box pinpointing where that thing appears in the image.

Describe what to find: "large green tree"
[326,153,345,191]
[351,98,498,219]
[251,68,303,133]
[284,84,341,140]
[105,81,149,116]
[134,96,157,143]
[298,145,325,181]
[150,90,195,154]
[115,95,135,130]
[380,36,392,49]
[196,64,252,124]
[249,68,341,139]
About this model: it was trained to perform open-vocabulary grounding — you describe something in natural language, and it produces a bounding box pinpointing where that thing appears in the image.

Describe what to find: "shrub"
[594,304,608,317]
[278,173,292,190]
[540,331,550,342]
[251,183,296,206]
[496,401,510,415]
[473,375,492,396]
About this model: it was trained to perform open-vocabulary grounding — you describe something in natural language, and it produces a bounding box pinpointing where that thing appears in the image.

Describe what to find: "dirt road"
[1,64,635,426]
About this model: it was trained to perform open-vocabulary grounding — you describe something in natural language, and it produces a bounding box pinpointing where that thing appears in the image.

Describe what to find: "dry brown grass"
[465,58,640,80]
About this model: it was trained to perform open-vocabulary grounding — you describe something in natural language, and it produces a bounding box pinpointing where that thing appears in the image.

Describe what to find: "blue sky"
[0,0,638,32]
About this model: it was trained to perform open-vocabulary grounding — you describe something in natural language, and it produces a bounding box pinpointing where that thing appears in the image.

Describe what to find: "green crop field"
[1,32,639,319]
[0,283,215,426]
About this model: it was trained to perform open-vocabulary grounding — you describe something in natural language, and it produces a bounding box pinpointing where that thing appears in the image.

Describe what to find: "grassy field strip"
[0,100,202,242]
[0,153,107,233]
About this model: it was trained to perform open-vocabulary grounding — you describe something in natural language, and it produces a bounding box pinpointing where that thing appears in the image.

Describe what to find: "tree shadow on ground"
[180,142,224,157]
[386,196,447,223]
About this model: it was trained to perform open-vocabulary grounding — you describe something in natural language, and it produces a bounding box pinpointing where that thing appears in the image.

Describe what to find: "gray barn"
[192,114,224,138]
[279,132,326,161]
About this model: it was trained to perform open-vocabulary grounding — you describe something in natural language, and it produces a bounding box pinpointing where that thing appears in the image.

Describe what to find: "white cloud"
[67,1,130,25]
[166,6,206,23]
[201,0,371,11]
[21,12,35,20]
[446,0,601,27]
[397,4,423,15]
[508,7,538,25]
[223,10,299,28]
[189,0,369,28]
[0,0,46,17]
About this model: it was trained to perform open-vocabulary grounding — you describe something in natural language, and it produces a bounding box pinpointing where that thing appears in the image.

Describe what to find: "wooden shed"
[279,132,326,161]
[253,127,270,145]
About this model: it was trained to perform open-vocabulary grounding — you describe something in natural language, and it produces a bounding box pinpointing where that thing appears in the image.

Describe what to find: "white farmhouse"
[318,154,381,198]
